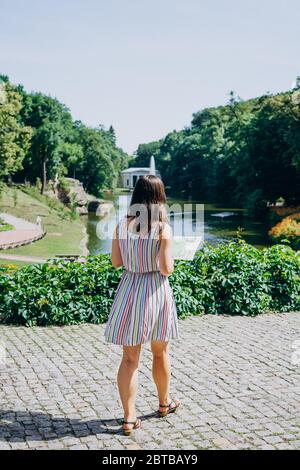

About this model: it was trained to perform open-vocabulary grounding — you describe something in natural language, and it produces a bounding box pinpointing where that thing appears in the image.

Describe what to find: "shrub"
[0,242,299,326]
[19,185,71,220]
[0,255,121,326]
[170,259,204,318]
[58,177,71,194]
[191,241,271,316]
[0,217,14,232]
[70,193,79,220]
[269,214,300,250]
[262,244,300,312]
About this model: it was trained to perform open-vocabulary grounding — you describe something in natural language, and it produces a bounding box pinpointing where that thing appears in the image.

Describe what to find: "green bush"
[0,217,14,232]
[202,241,271,315]
[0,255,121,326]
[269,214,300,250]
[58,177,71,194]
[263,244,300,312]
[0,241,299,326]
[170,259,204,318]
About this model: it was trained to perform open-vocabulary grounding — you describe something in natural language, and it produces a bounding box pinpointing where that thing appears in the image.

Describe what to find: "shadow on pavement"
[0,410,158,442]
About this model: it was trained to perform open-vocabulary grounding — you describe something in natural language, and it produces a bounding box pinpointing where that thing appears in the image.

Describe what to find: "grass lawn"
[0,186,86,261]
[0,224,14,232]
[0,258,35,268]
[0,218,14,231]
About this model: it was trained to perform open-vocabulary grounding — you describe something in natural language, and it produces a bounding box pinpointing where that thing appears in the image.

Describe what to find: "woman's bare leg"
[151,341,171,409]
[117,344,142,429]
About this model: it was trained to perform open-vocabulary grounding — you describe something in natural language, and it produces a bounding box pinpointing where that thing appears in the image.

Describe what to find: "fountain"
[211,212,237,219]
[149,156,156,176]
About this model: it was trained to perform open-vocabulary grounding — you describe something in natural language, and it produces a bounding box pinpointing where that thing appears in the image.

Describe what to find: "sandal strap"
[159,400,176,408]
[159,404,169,408]
[123,419,138,425]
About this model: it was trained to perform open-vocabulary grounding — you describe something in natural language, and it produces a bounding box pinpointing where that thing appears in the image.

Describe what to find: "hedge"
[269,213,300,250]
[0,240,299,326]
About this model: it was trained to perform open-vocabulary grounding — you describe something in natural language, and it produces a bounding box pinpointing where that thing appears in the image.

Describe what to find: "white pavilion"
[120,156,161,189]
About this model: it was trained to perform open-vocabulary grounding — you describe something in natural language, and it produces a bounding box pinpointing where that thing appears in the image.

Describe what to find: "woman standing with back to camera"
[104,175,180,436]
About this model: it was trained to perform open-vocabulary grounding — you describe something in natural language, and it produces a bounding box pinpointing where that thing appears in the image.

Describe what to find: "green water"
[83,194,271,255]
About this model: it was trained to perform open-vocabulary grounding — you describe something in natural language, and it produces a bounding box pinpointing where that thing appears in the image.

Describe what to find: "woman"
[104,175,180,436]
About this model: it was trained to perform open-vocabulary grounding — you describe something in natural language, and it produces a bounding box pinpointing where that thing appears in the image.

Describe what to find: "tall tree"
[17,91,73,192]
[0,77,32,182]
[75,124,115,196]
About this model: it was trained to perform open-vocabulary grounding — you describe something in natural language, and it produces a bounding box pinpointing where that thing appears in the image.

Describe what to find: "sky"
[1,0,299,154]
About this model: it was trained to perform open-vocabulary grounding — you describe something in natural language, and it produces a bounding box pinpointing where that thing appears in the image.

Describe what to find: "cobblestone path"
[0,313,299,450]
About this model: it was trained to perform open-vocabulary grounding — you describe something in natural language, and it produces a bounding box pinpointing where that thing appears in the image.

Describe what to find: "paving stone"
[263,435,285,445]
[0,442,11,450]
[0,313,300,450]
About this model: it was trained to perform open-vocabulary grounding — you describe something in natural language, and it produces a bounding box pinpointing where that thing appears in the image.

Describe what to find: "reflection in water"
[83,194,271,256]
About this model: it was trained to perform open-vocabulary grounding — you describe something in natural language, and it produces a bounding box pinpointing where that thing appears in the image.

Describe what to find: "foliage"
[18,184,72,219]
[269,213,300,250]
[134,87,300,209]
[0,242,299,327]
[0,76,130,196]
[262,244,300,311]
[181,240,272,316]
[69,193,79,220]
[0,264,18,273]
[0,217,14,232]
[0,77,32,180]
[58,176,71,193]
[0,255,121,326]
[73,123,116,196]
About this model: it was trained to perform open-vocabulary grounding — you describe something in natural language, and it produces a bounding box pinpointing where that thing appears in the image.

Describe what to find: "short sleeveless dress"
[104,217,178,346]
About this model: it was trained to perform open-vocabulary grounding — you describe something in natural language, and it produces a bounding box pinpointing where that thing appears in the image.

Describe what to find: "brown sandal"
[158,399,181,417]
[122,418,141,436]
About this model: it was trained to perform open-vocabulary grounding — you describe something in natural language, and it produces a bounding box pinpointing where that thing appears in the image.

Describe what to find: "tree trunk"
[41,157,47,195]
[7,174,12,187]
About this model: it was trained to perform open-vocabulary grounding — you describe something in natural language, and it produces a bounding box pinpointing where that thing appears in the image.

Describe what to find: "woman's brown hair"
[127,175,168,234]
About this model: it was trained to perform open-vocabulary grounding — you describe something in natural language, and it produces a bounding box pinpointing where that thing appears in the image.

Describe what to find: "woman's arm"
[111,224,123,268]
[159,223,174,277]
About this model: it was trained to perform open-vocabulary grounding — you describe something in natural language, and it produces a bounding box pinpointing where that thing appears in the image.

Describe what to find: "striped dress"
[104,216,178,346]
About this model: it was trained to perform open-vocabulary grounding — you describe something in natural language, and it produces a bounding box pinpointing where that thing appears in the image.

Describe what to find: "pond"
[83,193,271,256]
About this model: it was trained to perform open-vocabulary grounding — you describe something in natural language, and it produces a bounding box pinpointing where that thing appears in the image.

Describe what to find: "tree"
[0,76,130,196]
[134,141,162,167]
[17,91,73,192]
[293,76,300,90]
[57,141,84,178]
[0,78,32,181]
[136,87,300,208]
[108,125,116,145]
[75,124,115,196]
